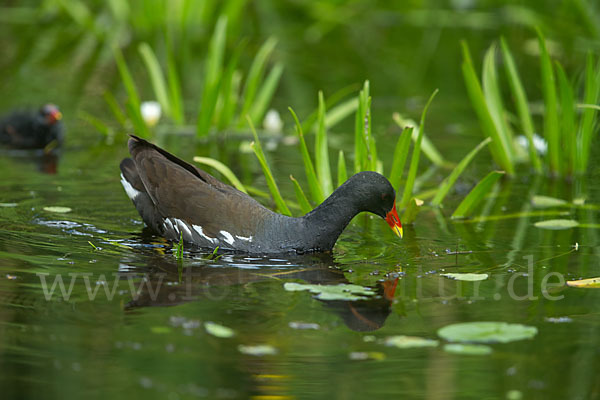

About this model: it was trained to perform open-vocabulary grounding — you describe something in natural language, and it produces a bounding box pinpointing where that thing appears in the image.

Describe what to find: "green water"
[3,2,600,399]
[2,135,600,399]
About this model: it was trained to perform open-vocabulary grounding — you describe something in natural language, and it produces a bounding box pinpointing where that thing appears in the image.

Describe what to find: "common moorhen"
[120,135,402,254]
[0,104,63,149]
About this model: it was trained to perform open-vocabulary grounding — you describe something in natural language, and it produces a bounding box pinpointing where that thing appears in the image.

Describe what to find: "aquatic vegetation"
[283,282,376,301]
[440,273,489,281]
[106,16,282,138]
[241,81,498,221]
[384,336,439,349]
[438,322,538,343]
[204,321,235,338]
[534,219,580,230]
[443,343,493,355]
[462,31,600,178]
[566,277,600,288]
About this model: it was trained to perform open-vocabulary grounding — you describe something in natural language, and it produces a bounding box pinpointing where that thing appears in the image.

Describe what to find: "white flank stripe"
[164,218,174,232]
[192,224,216,243]
[175,219,192,239]
[235,235,253,242]
[220,231,235,245]
[120,173,141,200]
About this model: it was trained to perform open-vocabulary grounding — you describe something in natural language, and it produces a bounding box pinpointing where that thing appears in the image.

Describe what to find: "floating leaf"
[384,336,439,349]
[438,322,537,343]
[238,344,277,356]
[284,282,375,301]
[440,273,489,281]
[204,321,235,338]
[443,343,492,355]
[43,206,72,213]
[288,321,320,330]
[349,351,386,361]
[150,326,171,334]
[566,277,600,288]
[534,219,579,230]
[531,195,568,208]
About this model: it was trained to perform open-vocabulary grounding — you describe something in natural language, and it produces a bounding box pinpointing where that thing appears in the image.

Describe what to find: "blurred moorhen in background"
[120,135,403,254]
[0,104,63,149]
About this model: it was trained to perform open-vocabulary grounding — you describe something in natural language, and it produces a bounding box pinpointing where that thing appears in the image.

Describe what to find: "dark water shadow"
[121,248,399,332]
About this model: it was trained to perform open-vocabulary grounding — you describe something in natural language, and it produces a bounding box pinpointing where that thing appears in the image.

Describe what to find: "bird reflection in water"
[122,250,398,332]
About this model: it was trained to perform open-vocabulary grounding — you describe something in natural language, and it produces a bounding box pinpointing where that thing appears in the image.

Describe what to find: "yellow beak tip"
[393,226,403,239]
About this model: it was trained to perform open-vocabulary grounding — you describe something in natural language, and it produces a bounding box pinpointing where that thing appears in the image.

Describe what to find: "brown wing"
[128,135,271,239]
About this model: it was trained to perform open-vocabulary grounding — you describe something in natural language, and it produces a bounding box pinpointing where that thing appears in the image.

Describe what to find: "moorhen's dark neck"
[301,183,364,251]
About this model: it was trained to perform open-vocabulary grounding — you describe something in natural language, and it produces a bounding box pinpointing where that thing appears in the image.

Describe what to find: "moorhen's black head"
[317,171,403,238]
[39,104,62,126]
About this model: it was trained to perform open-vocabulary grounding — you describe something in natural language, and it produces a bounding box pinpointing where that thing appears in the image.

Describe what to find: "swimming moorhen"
[0,104,63,149]
[120,135,402,254]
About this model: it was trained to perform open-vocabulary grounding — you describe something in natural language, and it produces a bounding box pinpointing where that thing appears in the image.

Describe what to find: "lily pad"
[534,219,579,230]
[384,335,439,349]
[204,322,235,338]
[531,195,567,208]
[437,322,537,343]
[284,282,375,301]
[238,344,277,356]
[443,343,493,355]
[150,326,171,334]
[43,206,72,213]
[440,273,488,281]
[349,351,386,361]
[566,277,600,288]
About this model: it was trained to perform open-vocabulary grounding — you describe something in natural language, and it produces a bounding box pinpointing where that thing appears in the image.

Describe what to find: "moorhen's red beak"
[385,201,403,238]
[47,109,62,124]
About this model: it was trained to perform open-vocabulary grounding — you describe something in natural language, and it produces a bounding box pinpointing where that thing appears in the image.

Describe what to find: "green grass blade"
[537,29,561,175]
[316,91,333,197]
[217,41,246,130]
[482,43,514,161]
[138,42,171,118]
[401,89,438,208]
[402,197,424,225]
[365,96,378,171]
[79,111,113,138]
[556,62,576,175]
[392,113,447,168]
[452,171,505,219]
[290,175,312,214]
[197,15,227,136]
[301,84,360,133]
[114,47,140,111]
[124,100,150,138]
[103,91,127,128]
[247,117,292,216]
[289,107,323,203]
[337,150,348,187]
[325,97,359,129]
[578,53,600,173]
[249,62,284,124]
[166,34,184,124]
[431,137,491,206]
[354,81,369,172]
[193,156,247,194]
[238,37,278,126]
[389,126,413,193]
[500,37,541,172]
[461,41,513,174]
[114,47,149,137]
